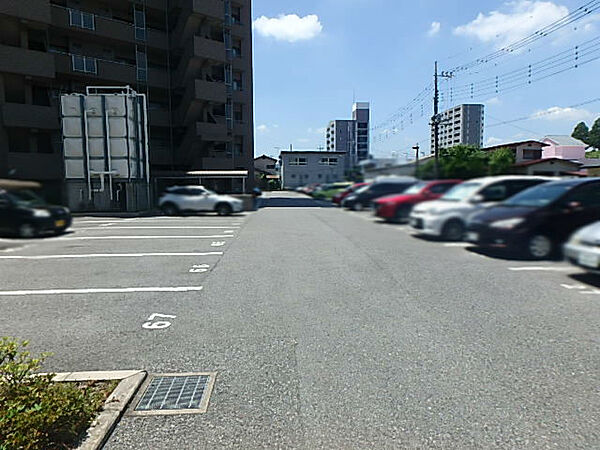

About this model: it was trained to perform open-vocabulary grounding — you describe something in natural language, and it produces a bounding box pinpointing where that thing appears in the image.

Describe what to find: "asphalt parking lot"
[1,191,599,448]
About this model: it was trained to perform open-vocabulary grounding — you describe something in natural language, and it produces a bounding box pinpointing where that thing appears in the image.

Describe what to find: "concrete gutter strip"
[40,370,147,450]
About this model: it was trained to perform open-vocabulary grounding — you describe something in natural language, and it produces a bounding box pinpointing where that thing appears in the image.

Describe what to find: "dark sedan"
[0,185,71,238]
[465,178,600,259]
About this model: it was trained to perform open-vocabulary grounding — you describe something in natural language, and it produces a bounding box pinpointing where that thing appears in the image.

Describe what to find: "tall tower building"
[431,104,484,152]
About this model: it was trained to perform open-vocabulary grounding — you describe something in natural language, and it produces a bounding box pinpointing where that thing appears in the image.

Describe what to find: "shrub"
[0,337,109,450]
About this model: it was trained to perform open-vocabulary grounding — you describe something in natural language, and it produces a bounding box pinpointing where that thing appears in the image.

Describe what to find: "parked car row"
[299,176,600,271]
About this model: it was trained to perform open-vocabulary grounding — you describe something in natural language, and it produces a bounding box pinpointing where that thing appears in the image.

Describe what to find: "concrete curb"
[46,370,147,450]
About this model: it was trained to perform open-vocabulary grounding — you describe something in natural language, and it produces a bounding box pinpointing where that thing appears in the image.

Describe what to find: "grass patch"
[0,337,117,450]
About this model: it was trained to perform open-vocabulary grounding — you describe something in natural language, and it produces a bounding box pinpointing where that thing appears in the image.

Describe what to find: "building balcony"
[50,5,168,51]
[192,0,225,20]
[1,103,59,129]
[195,79,227,103]
[54,54,168,89]
[0,0,51,24]
[193,35,226,62]
[196,121,231,142]
[0,45,56,78]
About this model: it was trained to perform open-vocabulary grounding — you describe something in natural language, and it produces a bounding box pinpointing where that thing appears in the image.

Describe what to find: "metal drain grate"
[131,372,216,415]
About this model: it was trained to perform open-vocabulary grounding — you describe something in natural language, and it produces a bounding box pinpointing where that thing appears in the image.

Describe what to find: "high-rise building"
[326,102,370,169]
[431,104,484,152]
[0,0,254,201]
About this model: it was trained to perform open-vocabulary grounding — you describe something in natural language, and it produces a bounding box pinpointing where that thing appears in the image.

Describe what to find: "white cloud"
[454,1,568,49]
[428,21,441,36]
[257,124,269,133]
[308,127,327,135]
[253,14,323,42]
[486,137,505,146]
[530,106,597,121]
[297,138,311,143]
[486,97,502,106]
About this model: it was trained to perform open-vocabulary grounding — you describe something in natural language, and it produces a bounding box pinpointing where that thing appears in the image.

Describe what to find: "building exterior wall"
[254,155,277,174]
[0,0,255,200]
[280,152,346,189]
[432,104,484,151]
[514,160,581,176]
[541,138,587,160]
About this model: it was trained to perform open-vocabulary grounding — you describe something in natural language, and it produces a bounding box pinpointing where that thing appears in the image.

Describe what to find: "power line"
[448,0,600,75]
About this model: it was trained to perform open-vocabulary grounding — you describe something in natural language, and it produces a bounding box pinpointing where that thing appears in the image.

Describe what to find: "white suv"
[159,186,243,216]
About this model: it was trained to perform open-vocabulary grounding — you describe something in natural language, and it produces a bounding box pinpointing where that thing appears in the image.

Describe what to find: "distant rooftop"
[543,135,588,147]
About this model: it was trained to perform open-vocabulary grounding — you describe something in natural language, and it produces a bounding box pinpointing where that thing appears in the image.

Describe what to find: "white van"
[408,176,552,240]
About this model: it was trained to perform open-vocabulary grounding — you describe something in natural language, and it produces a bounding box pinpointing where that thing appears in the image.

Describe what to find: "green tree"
[439,145,488,179]
[588,118,600,149]
[572,122,590,145]
[488,147,515,175]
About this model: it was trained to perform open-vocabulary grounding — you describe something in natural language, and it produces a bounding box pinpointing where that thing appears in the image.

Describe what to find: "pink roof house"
[542,136,588,160]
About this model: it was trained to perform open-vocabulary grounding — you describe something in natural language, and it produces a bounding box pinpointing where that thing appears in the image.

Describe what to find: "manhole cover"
[130,372,216,415]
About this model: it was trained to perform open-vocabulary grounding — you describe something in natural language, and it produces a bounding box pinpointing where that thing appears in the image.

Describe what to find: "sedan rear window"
[503,184,570,207]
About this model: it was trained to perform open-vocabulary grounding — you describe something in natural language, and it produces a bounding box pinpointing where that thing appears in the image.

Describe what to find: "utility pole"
[433,61,440,178]
[413,143,420,176]
[431,61,453,179]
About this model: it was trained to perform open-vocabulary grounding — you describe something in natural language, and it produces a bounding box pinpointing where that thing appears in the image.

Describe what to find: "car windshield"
[502,184,570,207]
[441,182,483,201]
[355,185,370,195]
[6,189,47,207]
[403,182,428,195]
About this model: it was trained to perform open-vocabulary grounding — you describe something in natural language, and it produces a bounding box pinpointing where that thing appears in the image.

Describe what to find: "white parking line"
[508,267,572,272]
[0,252,223,260]
[443,243,472,248]
[76,226,240,230]
[0,286,204,296]
[52,235,233,241]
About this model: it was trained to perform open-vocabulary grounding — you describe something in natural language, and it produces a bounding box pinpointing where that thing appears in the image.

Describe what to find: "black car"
[0,185,71,238]
[341,178,416,211]
[466,178,600,259]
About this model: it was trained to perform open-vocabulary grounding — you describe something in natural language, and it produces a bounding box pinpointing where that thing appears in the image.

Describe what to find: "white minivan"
[408,176,552,240]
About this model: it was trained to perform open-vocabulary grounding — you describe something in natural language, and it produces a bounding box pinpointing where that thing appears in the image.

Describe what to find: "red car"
[374,179,462,222]
[332,182,369,205]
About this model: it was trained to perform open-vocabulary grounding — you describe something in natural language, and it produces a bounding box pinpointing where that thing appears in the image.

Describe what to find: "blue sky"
[251,0,600,160]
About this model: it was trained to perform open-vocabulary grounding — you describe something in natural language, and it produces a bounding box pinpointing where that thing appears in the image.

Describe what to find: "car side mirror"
[565,201,582,211]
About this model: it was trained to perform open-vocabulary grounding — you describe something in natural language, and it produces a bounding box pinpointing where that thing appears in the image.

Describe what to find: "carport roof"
[187,171,249,177]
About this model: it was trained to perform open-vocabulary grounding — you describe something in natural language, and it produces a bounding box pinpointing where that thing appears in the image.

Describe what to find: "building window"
[72,55,97,74]
[291,174,296,178]
[134,8,146,41]
[319,157,338,166]
[136,50,148,82]
[266,164,275,169]
[289,157,307,166]
[69,10,95,30]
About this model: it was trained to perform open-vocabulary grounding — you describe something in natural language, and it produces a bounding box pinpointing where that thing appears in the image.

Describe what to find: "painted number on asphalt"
[142,313,176,330]
[211,241,226,247]
[189,264,210,273]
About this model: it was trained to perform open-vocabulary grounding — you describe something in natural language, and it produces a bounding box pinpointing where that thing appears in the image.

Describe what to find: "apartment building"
[326,102,370,169]
[0,0,254,201]
[431,104,484,152]
[280,151,346,189]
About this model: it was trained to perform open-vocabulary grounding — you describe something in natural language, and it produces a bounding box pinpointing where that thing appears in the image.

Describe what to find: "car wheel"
[527,234,553,260]
[18,223,36,238]
[216,203,233,216]
[352,203,364,212]
[161,203,180,216]
[441,220,465,241]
